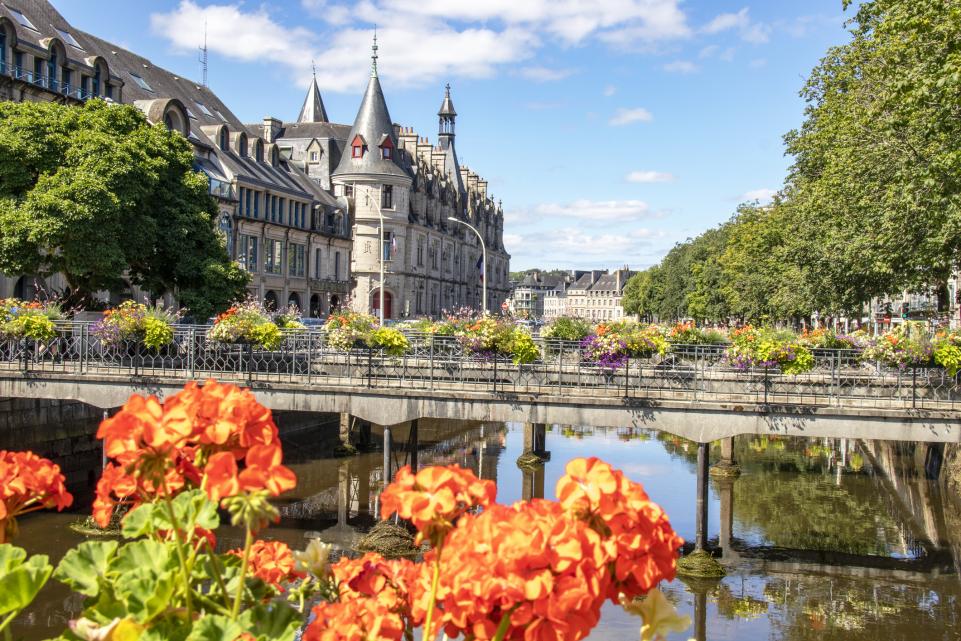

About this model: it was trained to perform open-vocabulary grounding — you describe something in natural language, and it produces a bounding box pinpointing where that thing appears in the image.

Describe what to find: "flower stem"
[163,497,194,620]
[231,525,254,620]
[421,546,442,641]
[0,609,19,638]
[491,610,513,641]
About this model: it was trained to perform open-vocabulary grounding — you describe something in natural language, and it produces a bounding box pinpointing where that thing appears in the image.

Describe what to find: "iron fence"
[1,322,959,412]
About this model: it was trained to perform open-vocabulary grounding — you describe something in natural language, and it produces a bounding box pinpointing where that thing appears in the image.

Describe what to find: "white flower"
[294,538,332,578]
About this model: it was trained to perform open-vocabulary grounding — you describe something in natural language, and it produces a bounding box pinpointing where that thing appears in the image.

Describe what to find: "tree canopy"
[0,99,247,318]
[623,0,961,324]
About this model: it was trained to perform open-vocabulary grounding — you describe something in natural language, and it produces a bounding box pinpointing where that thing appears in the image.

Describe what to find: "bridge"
[1,323,959,444]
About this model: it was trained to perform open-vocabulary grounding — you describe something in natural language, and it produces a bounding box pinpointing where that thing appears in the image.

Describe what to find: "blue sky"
[54,0,855,271]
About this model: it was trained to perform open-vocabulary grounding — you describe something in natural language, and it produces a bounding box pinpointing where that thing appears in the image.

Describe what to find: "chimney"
[263,116,283,143]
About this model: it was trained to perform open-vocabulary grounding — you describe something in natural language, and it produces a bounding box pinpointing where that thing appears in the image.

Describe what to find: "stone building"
[508,271,573,320]
[557,268,634,322]
[0,0,353,315]
[266,42,511,319]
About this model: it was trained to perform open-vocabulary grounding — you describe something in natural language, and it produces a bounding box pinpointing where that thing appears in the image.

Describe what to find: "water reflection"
[8,415,961,641]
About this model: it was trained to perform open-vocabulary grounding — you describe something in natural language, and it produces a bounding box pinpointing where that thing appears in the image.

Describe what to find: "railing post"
[764,366,769,405]
[493,356,497,393]
[79,323,86,375]
[624,355,630,397]
[367,347,372,388]
[188,327,195,379]
[307,331,313,386]
[912,367,917,409]
[557,342,563,391]
[429,339,434,391]
[693,346,699,401]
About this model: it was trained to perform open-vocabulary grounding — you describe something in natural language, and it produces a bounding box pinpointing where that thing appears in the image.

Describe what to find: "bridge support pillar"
[717,477,736,559]
[408,419,419,472]
[710,436,740,478]
[678,441,726,578]
[383,426,393,485]
[517,423,550,468]
[521,464,546,501]
[338,413,372,454]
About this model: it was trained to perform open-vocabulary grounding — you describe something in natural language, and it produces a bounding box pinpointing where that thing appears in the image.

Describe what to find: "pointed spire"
[371,28,379,78]
[438,83,456,117]
[297,69,329,123]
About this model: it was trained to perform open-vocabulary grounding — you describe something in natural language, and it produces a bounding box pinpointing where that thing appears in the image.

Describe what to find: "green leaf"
[109,540,171,576]
[120,502,158,539]
[114,568,176,623]
[184,615,244,641]
[239,603,302,641]
[171,489,220,532]
[53,540,118,597]
[0,544,27,576]
[0,553,52,615]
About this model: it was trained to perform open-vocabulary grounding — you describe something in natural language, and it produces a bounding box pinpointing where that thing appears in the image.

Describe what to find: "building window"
[60,67,71,93]
[264,239,284,275]
[314,248,322,279]
[382,185,393,209]
[255,141,263,162]
[334,252,341,281]
[278,198,285,225]
[417,238,424,267]
[93,65,101,96]
[253,191,260,218]
[33,58,43,86]
[46,51,57,90]
[238,187,245,215]
[129,72,152,92]
[246,189,252,217]
[0,32,6,73]
[381,146,392,159]
[241,235,259,273]
[288,243,305,277]
[382,231,394,262]
[352,144,362,158]
[9,8,38,30]
[345,184,354,197]
[239,135,248,157]
[309,151,318,161]
[219,128,228,151]
[105,83,113,99]
[195,101,213,117]
[55,28,81,48]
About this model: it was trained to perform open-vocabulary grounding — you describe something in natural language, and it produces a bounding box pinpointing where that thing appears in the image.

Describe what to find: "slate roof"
[332,63,412,182]
[297,75,329,123]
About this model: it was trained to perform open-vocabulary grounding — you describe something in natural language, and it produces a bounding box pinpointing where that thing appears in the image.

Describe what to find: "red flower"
[229,540,304,590]
[0,450,73,543]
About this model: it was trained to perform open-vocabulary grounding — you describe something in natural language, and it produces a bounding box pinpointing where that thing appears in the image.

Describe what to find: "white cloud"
[603,84,617,96]
[698,44,735,61]
[702,8,750,34]
[741,188,777,203]
[517,66,576,82]
[609,107,653,126]
[511,199,655,224]
[505,226,668,269]
[662,60,697,74]
[626,170,675,183]
[701,7,769,44]
[749,58,767,69]
[151,1,537,92]
[301,0,352,25]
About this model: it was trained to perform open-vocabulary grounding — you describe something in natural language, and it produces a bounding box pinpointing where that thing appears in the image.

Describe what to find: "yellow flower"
[293,538,333,579]
[621,587,692,641]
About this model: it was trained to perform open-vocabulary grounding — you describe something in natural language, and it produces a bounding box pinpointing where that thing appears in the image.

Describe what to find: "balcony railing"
[1,64,94,101]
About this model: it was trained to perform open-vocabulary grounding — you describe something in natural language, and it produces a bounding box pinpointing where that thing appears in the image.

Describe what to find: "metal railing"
[1,322,959,412]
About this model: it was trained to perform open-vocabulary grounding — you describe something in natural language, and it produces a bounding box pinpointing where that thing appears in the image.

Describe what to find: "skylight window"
[214,109,228,123]
[7,8,37,31]
[186,108,198,120]
[195,101,213,117]
[55,28,81,48]
[129,72,153,92]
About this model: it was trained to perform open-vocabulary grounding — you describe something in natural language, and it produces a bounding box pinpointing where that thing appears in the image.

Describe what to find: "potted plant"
[207,300,283,350]
[91,300,178,353]
[0,298,63,343]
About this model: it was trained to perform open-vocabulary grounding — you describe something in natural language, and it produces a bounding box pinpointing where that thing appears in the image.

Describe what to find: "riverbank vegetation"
[623,0,961,323]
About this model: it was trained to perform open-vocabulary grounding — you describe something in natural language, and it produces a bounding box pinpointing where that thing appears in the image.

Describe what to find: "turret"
[297,65,329,123]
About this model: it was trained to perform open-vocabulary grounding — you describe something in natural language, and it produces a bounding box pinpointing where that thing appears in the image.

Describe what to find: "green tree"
[0,100,247,318]
[622,267,663,321]
[784,0,961,309]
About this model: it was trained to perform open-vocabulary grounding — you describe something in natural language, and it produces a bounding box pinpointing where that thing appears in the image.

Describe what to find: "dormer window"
[379,134,394,160]
[219,127,228,151]
[350,134,366,159]
[239,134,248,157]
[254,140,263,162]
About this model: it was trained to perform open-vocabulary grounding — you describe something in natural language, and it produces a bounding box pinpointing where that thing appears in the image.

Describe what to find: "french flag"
[476,254,484,282]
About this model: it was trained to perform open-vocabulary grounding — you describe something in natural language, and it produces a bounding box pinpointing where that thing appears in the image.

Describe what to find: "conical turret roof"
[297,74,329,123]
[333,39,410,182]
[438,83,456,117]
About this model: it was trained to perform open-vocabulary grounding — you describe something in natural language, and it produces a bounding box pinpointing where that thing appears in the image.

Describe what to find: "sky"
[53,0,856,272]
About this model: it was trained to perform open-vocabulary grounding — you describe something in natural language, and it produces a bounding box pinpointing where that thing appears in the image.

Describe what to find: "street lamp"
[448,217,487,315]
[364,187,386,325]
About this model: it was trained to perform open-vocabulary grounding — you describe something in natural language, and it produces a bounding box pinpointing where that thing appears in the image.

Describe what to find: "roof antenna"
[312,58,316,80]
[198,20,208,87]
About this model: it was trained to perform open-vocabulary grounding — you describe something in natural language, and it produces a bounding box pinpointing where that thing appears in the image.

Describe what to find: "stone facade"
[508,272,572,320]
[268,49,511,319]
[547,268,634,322]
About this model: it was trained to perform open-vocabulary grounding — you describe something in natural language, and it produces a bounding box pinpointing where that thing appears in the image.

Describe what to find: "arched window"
[219,127,228,151]
[46,48,57,91]
[254,140,263,162]
[93,64,102,97]
[164,112,174,130]
[239,133,248,157]
[271,147,278,167]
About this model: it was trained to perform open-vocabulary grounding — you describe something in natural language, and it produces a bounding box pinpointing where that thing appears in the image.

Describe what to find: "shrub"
[726,325,815,374]
[861,322,933,369]
[92,300,178,351]
[934,330,961,376]
[366,327,411,357]
[324,310,377,351]
[541,317,592,341]
[207,299,282,350]
[0,299,63,342]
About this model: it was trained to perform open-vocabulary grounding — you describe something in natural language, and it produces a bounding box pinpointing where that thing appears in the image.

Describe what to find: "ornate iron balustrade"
[0,322,959,412]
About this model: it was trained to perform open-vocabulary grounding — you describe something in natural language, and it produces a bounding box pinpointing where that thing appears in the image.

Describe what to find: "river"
[8,415,961,640]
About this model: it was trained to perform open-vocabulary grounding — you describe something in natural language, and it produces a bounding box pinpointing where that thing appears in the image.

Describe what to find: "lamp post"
[365,187,386,325]
[448,217,487,315]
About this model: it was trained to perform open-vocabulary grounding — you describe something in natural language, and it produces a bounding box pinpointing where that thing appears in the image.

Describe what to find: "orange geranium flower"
[380,464,495,545]
[93,379,295,528]
[0,450,73,543]
[229,540,304,590]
